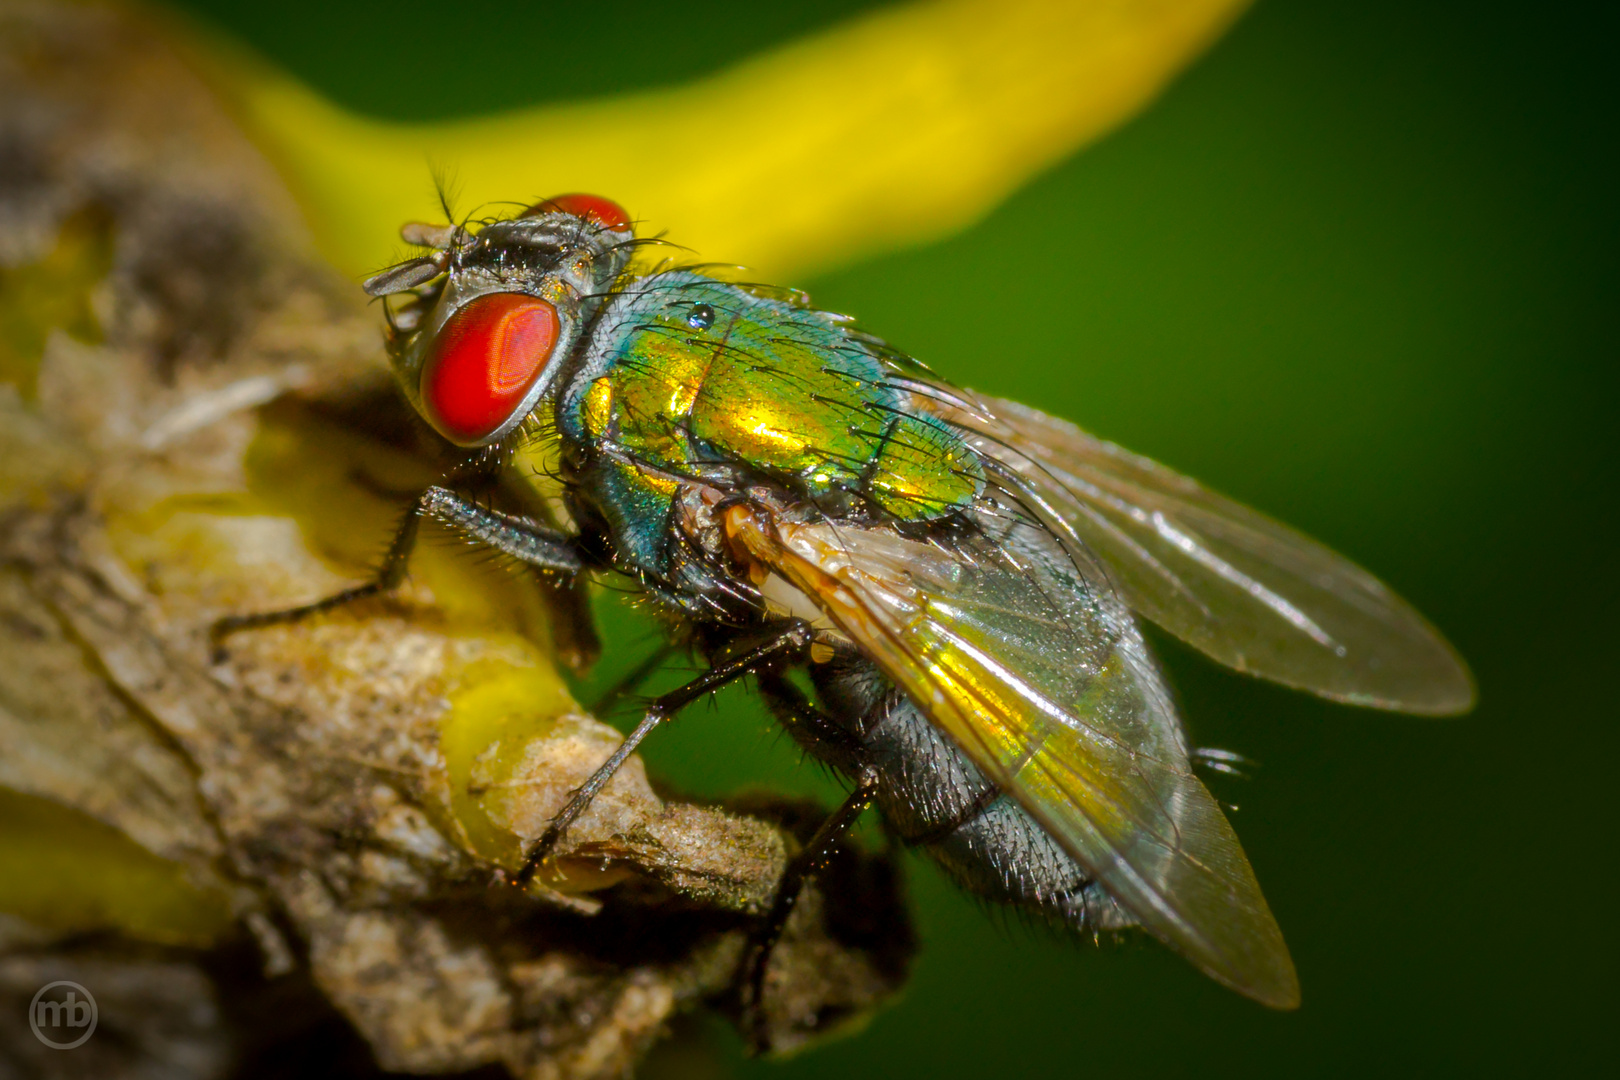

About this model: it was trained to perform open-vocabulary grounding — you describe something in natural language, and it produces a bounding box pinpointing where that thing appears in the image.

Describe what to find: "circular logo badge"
[29,980,98,1050]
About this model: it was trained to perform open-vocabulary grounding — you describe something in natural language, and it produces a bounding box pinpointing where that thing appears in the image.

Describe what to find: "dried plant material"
[0,3,912,1076]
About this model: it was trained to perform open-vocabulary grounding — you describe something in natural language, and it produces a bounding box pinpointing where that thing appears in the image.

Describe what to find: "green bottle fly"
[216,193,1475,1040]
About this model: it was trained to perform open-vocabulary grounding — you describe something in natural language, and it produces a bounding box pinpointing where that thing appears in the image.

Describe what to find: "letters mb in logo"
[29,981,97,1049]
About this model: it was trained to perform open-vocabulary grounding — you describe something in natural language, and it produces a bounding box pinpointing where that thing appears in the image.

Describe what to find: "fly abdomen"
[924,792,1133,931]
[804,657,1134,934]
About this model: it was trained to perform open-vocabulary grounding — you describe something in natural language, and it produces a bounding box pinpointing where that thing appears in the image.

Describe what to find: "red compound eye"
[420,293,560,445]
[527,193,633,232]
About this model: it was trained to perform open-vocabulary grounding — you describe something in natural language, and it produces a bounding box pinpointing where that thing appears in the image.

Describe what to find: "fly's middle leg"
[209,485,586,661]
[513,620,814,886]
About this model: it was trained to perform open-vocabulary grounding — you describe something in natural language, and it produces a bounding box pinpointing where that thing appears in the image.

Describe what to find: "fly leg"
[209,485,585,661]
[513,621,813,886]
[755,670,864,771]
[741,766,882,1054]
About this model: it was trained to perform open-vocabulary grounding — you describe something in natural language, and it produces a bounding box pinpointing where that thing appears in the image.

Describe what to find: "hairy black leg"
[209,485,585,661]
[755,671,864,772]
[742,766,882,1054]
[513,621,813,887]
[414,487,585,573]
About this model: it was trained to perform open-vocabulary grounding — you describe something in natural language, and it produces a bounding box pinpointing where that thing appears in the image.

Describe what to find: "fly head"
[363,194,636,447]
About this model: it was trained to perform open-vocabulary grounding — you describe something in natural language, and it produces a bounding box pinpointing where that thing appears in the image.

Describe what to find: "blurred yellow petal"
[181,0,1250,280]
[0,790,233,947]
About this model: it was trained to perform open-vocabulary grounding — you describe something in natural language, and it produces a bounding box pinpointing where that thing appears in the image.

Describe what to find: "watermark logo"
[29,980,97,1050]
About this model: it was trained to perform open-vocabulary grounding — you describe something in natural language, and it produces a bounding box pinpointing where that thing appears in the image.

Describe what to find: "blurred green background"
[168,0,1616,1074]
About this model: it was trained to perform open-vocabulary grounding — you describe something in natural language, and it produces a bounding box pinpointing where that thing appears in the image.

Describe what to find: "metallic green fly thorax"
[558,271,983,578]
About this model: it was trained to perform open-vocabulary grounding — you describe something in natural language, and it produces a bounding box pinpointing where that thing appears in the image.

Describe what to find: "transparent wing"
[919,387,1474,714]
[724,501,1300,1008]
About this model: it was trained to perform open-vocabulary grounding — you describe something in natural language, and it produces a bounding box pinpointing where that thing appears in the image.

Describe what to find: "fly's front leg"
[209,485,585,661]
[741,767,882,1054]
[513,621,813,887]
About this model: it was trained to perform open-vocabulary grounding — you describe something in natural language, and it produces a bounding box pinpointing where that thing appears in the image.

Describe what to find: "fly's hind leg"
[513,621,814,887]
[740,766,881,1054]
[209,485,586,661]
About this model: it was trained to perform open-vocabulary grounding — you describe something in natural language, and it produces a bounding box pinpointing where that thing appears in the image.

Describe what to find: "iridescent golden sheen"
[579,376,615,439]
[566,273,984,554]
[868,414,981,517]
[685,341,875,492]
